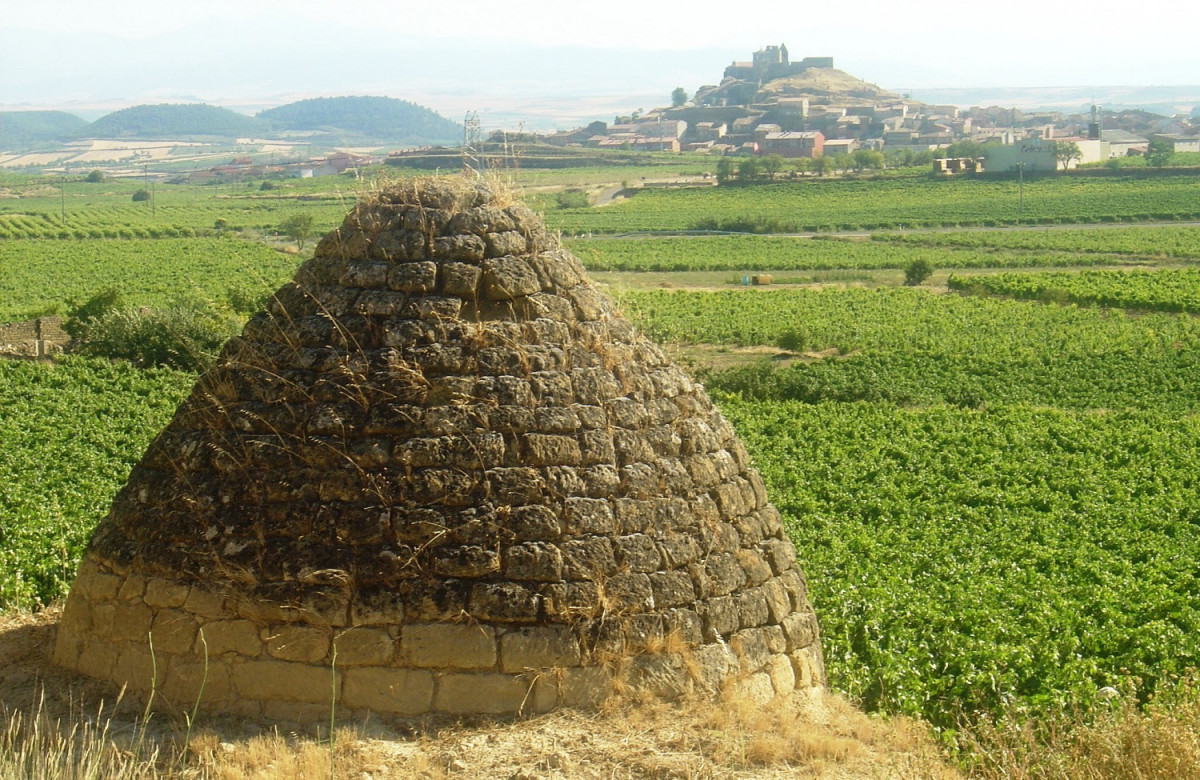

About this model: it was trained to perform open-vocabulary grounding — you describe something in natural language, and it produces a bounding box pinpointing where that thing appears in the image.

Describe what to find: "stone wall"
[57,558,822,719]
[55,178,824,719]
[0,316,66,357]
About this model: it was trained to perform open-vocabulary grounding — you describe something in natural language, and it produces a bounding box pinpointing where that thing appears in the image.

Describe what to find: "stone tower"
[54,177,823,720]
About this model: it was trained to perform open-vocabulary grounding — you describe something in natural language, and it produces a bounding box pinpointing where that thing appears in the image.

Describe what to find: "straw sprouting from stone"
[54,177,824,719]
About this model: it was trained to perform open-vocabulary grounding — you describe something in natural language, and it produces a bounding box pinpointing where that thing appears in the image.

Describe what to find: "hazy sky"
[4,0,1199,124]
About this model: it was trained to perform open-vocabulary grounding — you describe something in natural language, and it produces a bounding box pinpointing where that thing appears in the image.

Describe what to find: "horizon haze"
[4,0,1200,131]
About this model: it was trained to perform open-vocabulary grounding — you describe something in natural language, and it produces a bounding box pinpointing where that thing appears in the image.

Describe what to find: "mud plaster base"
[54,560,823,719]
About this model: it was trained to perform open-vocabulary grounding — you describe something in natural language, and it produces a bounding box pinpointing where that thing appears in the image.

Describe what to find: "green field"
[948,267,1200,313]
[569,233,1180,273]
[0,237,301,321]
[875,224,1200,258]
[3,167,1200,739]
[0,357,192,606]
[725,398,1200,728]
[548,174,1200,234]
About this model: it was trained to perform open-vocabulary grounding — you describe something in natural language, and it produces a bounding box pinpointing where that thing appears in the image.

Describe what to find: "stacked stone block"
[55,177,823,718]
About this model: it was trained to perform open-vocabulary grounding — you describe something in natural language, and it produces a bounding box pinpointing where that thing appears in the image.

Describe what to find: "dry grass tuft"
[1,607,956,779]
[961,677,1200,780]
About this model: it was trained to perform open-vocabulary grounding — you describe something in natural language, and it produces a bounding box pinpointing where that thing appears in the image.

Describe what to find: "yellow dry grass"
[960,677,1200,780]
[0,608,955,779]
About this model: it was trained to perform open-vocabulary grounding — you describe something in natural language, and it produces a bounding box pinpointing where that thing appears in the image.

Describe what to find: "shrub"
[64,288,124,341]
[554,189,591,209]
[776,328,808,352]
[904,258,935,286]
[227,286,271,315]
[131,189,150,202]
[71,305,232,371]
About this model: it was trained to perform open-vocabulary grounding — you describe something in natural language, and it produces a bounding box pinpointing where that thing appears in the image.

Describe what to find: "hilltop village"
[532,44,1199,172]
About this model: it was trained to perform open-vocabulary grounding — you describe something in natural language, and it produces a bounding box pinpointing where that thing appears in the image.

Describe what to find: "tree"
[761,154,785,178]
[853,149,885,172]
[812,155,833,176]
[1055,141,1082,171]
[832,153,853,175]
[1146,138,1174,168]
[942,139,985,159]
[792,157,812,176]
[85,169,104,183]
[735,157,760,182]
[715,156,734,185]
[131,189,150,202]
[904,258,935,286]
[671,87,688,108]
[280,213,316,251]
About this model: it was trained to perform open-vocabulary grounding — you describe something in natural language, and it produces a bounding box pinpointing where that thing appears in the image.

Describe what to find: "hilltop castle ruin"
[724,43,834,82]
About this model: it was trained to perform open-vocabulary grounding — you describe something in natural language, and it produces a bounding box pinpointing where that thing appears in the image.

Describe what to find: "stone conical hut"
[54,177,823,720]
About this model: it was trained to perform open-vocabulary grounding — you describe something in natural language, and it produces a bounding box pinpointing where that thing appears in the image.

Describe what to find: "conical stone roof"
[54,177,824,720]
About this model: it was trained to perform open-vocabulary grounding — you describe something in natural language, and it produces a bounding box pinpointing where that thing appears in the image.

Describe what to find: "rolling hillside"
[257,96,462,145]
[0,111,89,151]
[82,103,265,139]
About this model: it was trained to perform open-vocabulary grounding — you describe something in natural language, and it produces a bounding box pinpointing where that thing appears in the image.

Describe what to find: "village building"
[1101,129,1150,157]
[821,138,858,157]
[984,139,1059,172]
[759,130,825,158]
[1152,133,1200,153]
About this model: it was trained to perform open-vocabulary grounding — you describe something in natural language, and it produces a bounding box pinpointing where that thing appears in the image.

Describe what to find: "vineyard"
[546,174,1200,234]
[0,176,358,238]
[615,285,1200,728]
[3,166,1200,743]
[570,234,1170,273]
[618,286,1200,363]
[875,224,1200,259]
[0,357,191,606]
[0,238,301,321]
[948,267,1200,312]
[0,197,350,239]
[724,398,1200,729]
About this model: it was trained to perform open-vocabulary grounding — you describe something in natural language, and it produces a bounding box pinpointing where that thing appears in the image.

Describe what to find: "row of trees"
[716,148,893,183]
[941,138,1176,171]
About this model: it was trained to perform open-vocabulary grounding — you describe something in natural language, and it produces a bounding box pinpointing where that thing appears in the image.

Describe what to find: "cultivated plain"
[3,159,1200,776]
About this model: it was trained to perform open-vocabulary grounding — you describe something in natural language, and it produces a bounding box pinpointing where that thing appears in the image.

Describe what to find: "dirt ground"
[0,609,957,779]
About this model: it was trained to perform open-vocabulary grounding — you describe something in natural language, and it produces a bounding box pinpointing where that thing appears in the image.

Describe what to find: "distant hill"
[0,110,88,151]
[83,104,265,139]
[258,96,462,145]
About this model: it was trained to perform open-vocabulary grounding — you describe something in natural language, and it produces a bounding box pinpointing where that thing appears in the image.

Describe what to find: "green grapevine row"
[570,235,1161,273]
[948,268,1200,313]
[0,357,192,606]
[874,225,1200,259]
[0,238,302,322]
[546,175,1200,234]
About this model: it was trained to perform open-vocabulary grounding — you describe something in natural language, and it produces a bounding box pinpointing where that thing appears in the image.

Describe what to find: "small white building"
[822,138,858,157]
[1101,130,1149,157]
[1153,134,1200,153]
[984,140,1058,173]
